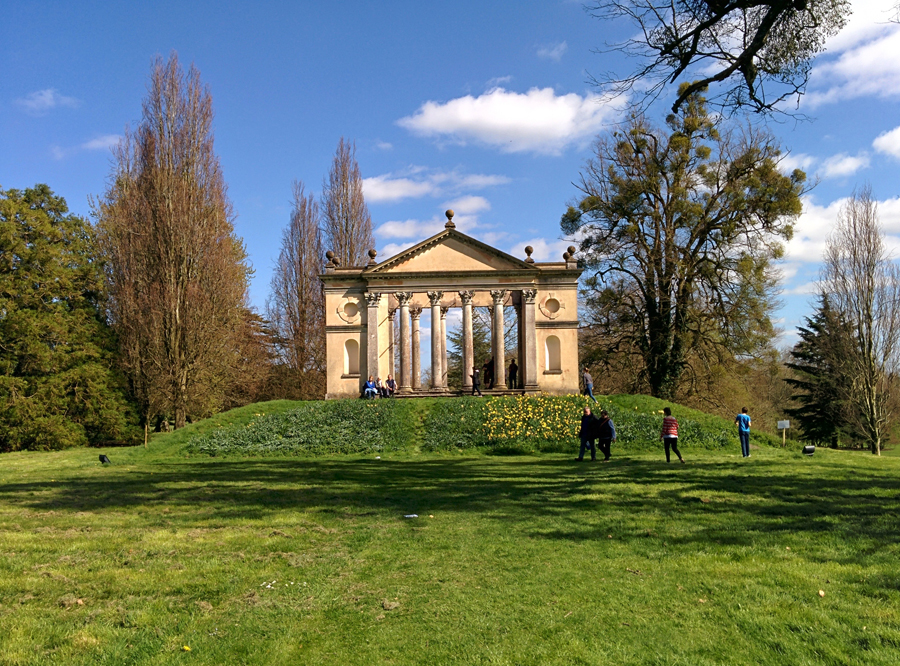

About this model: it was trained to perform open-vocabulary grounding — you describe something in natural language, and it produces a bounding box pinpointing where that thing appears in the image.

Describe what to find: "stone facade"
[320,212,582,399]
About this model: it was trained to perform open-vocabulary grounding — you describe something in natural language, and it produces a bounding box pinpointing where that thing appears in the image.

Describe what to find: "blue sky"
[3,0,900,352]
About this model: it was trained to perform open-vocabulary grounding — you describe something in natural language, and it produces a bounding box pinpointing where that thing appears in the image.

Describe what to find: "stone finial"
[445,209,456,229]
[524,245,534,264]
[367,248,378,266]
[567,245,577,256]
[562,252,571,261]
[325,250,335,267]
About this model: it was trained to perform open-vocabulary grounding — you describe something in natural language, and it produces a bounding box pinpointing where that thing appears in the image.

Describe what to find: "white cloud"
[377,217,446,240]
[375,140,393,151]
[537,41,568,62]
[397,87,627,155]
[486,75,513,88]
[819,152,870,178]
[806,16,900,107]
[778,152,816,174]
[81,134,121,151]
[784,194,900,263]
[15,89,80,115]
[783,196,845,263]
[873,125,900,158]
[444,195,490,215]
[784,281,820,296]
[363,167,510,203]
[364,175,436,202]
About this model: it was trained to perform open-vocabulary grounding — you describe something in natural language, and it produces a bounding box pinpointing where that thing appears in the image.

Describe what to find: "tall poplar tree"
[94,53,251,432]
[266,181,325,398]
[321,138,374,267]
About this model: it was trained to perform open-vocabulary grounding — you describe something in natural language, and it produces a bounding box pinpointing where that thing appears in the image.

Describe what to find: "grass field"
[1,401,898,665]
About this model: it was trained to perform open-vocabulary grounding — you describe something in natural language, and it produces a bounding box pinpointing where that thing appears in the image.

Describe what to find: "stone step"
[392,387,534,399]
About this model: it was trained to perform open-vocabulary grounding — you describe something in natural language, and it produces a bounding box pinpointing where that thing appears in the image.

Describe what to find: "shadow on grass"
[2,454,898,556]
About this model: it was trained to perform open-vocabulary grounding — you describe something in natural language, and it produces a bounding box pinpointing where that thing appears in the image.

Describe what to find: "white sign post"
[777,420,790,447]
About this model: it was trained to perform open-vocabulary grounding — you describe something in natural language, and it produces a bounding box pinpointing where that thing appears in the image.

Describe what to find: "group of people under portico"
[363,375,397,399]
[470,358,518,396]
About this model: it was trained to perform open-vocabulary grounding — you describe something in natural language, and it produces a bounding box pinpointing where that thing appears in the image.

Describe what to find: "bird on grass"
[99,454,111,464]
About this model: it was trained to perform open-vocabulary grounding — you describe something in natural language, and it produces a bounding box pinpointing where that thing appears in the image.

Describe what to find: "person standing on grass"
[660,407,685,464]
[576,407,599,461]
[582,366,598,403]
[735,407,752,458]
[471,366,483,397]
[508,359,518,389]
[596,409,616,461]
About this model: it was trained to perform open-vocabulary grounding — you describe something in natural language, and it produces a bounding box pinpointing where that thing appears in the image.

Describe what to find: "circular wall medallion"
[539,294,564,319]
[338,299,361,323]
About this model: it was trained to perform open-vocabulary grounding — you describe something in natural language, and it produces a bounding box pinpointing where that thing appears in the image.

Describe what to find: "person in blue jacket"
[735,407,752,457]
[596,409,616,462]
[363,376,378,399]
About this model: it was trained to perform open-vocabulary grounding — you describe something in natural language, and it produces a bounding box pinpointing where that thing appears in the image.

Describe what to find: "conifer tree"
[784,294,854,447]
[0,185,139,450]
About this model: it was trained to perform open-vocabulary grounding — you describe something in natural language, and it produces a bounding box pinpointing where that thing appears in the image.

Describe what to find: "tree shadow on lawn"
[2,455,897,554]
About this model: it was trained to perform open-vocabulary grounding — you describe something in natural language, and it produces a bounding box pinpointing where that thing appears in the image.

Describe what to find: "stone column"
[516,302,524,389]
[427,291,444,390]
[364,292,381,383]
[387,308,396,378]
[490,290,507,390]
[410,305,422,390]
[394,292,413,391]
[459,291,474,388]
[440,305,450,388]
[522,288,538,390]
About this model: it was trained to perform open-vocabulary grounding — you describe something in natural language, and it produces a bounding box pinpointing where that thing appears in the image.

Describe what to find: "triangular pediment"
[367,229,536,274]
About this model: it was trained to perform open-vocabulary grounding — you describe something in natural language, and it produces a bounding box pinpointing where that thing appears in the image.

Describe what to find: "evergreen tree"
[0,185,140,451]
[784,294,854,447]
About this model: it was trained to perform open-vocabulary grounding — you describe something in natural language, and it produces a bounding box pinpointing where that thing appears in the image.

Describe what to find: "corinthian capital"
[393,292,413,306]
[458,290,475,305]
[364,292,382,307]
[440,305,450,319]
[522,288,538,304]
[427,291,444,306]
[410,305,423,320]
[490,289,508,305]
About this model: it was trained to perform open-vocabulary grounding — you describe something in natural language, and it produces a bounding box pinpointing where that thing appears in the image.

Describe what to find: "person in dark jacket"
[484,358,495,389]
[508,360,518,389]
[576,407,600,461]
[470,366,483,397]
[596,409,617,461]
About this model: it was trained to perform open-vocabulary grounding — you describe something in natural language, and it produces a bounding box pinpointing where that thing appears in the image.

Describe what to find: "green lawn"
[1,424,898,664]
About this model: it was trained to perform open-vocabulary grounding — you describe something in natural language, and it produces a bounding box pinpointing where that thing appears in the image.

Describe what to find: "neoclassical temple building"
[320,211,582,399]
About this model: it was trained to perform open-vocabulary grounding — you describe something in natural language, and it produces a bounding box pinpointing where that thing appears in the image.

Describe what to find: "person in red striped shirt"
[660,407,685,464]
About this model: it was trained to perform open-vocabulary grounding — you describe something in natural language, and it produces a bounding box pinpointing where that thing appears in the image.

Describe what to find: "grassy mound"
[184,394,784,457]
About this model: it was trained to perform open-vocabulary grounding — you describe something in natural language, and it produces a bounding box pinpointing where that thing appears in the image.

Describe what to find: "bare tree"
[266,181,326,399]
[590,0,850,114]
[321,138,374,266]
[821,186,900,455]
[94,53,250,431]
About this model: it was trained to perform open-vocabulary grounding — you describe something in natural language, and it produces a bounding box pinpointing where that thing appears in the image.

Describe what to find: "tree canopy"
[0,185,139,451]
[562,90,806,399]
[590,0,850,114]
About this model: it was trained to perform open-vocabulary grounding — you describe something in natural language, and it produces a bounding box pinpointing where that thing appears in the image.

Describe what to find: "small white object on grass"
[375,456,381,459]
[404,514,418,518]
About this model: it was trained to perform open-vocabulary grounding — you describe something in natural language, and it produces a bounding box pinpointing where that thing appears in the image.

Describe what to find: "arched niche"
[545,335,561,373]
[344,339,360,376]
